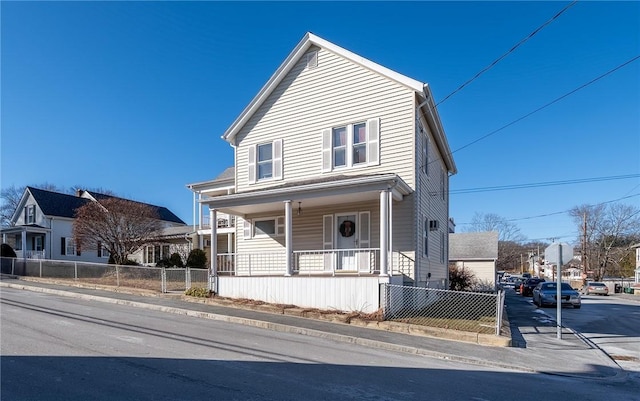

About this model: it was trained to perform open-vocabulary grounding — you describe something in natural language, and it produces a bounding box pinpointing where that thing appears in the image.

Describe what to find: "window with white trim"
[244,216,285,239]
[25,205,36,224]
[248,139,283,183]
[97,242,110,258]
[322,118,379,172]
[423,217,429,256]
[61,237,78,256]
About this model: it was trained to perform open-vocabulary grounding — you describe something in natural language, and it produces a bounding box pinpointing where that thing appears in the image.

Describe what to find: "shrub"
[185,286,211,298]
[1,244,17,258]
[155,257,172,268]
[169,252,184,267]
[449,264,476,291]
[187,249,207,268]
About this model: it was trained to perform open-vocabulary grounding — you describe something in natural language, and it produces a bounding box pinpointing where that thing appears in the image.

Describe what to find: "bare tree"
[464,212,528,272]
[570,203,640,280]
[73,197,162,264]
[466,212,525,242]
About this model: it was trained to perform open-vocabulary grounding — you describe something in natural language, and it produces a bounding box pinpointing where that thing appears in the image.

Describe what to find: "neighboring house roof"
[186,167,235,191]
[81,190,186,225]
[220,32,456,174]
[26,187,92,219]
[449,232,499,261]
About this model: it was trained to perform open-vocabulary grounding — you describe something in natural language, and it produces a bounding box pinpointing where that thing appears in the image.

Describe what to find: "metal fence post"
[116,265,120,287]
[186,266,191,290]
[161,267,166,293]
[496,290,505,336]
[11,258,15,275]
[74,262,78,280]
[39,260,42,277]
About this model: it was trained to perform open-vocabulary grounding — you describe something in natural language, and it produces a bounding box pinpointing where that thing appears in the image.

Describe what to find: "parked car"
[513,277,526,292]
[585,282,609,295]
[532,282,581,309]
[521,278,545,296]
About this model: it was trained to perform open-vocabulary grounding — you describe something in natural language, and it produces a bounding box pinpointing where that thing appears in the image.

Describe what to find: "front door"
[336,213,357,270]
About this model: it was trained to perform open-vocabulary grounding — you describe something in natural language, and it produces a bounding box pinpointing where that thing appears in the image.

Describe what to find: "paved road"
[2,286,640,401]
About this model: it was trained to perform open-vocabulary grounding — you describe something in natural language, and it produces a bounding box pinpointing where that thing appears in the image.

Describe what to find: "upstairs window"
[322,118,379,172]
[248,139,283,184]
[25,205,36,224]
[257,143,273,180]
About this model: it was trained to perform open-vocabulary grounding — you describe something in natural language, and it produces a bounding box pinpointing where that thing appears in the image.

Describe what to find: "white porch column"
[380,190,389,276]
[388,189,393,273]
[284,200,293,276]
[227,232,233,253]
[210,208,218,277]
[21,231,27,261]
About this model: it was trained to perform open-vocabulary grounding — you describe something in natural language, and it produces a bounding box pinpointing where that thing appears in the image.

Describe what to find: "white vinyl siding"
[235,47,416,192]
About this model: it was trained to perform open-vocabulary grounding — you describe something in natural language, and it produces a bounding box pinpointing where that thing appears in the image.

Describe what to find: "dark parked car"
[521,278,545,296]
[532,282,581,308]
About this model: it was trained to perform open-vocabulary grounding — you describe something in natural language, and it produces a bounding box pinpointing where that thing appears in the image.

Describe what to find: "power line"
[450,174,640,194]
[436,1,578,107]
[449,54,640,155]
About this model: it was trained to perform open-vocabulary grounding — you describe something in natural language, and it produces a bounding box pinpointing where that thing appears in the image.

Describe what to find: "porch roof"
[1,224,51,235]
[200,173,412,216]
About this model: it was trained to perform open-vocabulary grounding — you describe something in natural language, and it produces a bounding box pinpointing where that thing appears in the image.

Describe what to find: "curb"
[1,280,528,373]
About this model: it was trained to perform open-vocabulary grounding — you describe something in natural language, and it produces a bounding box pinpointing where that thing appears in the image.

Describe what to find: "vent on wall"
[306,51,318,69]
[429,220,439,231]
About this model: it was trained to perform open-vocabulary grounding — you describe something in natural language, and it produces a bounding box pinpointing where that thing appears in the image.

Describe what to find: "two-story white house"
[188,32,457,313]
[1,187,188,265]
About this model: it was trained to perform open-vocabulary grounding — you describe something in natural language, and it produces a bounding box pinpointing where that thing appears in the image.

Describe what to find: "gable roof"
[80,190,186,225]
[223,32,421,141]
[26,187,91,219]
[449,232,499,260]
[220,32,456,175]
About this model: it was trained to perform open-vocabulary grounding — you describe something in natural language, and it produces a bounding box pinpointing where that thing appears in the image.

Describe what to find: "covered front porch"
[1,226,50,259]
[203,174,415,285]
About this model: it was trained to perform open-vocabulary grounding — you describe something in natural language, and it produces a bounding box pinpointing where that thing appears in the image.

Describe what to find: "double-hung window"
[248,139,283,184]
[61,237,78,256]
[322,118,379,172]
[25,205,36,224]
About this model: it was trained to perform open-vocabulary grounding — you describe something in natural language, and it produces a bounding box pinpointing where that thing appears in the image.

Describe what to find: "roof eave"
[222,32,426,143]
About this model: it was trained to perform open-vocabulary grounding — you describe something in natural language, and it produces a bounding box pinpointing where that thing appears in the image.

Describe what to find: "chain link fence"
[382,284,505,335]
[1,257,208,293]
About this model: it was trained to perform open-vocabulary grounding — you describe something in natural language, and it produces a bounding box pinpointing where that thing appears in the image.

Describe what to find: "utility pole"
[582,212,588,282]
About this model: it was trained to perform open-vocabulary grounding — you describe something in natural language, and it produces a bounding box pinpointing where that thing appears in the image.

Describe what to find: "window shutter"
[248,145,256,184]
[97,241,102,257]
[358,212,370,248]
[367,118,380,165]
[321,128,332,173]
[61,237,66,255]
[276,216,285,236]
[273,139,283,180]
[322,215,333,250]
[76,241,81,256]
[243,218,252,240]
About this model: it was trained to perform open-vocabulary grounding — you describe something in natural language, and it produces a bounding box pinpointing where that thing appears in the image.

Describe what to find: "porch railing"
[294,248,379,276]
[200,215,236,229]
[392,251,414,277]
[216,252,287,276]
[15,250,46,259]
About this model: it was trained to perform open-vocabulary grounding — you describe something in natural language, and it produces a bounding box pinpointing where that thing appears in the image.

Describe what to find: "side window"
[352,123,367,165]
[423,218,429,256]
[257,143,273,180]
[249,140,283,183]
[25,205,36,224]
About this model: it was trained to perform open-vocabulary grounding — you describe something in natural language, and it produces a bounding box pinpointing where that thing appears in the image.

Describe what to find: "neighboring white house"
[1,187,188,265]
[449,232,499,291]
[187,32,457,313]
[633,242,640,284]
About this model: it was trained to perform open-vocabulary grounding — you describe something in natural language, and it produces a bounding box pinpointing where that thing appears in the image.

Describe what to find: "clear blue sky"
[2,1,639,245]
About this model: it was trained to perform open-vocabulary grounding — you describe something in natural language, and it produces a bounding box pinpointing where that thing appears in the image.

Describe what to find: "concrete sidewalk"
[0,276,625,380]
